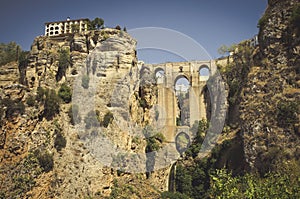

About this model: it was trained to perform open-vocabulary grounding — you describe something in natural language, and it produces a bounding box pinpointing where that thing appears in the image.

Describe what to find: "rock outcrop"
[241,0,300,171]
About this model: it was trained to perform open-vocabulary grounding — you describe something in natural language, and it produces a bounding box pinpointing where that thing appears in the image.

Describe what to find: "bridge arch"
[155,67,165,84]
[175,131,191,154]
[199,64,210,81]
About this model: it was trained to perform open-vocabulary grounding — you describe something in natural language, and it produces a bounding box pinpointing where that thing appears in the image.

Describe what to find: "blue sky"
[0,0,267,62]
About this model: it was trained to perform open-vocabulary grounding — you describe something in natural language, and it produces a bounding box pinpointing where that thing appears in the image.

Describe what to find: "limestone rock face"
[242,0,300,171]
[0,62,19,87]
[0,27,176,198]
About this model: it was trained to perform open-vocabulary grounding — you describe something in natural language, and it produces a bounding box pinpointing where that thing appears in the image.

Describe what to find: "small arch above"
[154,68,165,84]
[199,65,210,81]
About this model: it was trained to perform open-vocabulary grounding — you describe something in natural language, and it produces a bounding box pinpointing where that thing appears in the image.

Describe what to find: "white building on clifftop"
[45,17,89,36]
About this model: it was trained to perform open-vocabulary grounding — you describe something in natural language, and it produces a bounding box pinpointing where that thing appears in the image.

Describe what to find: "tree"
[56,49,70,82]
[115,25,121,30]
[0,42,20,66]
[217,44,237,56]
[58,83,72,103]
[90,17,104,30]
[44,89,60,120]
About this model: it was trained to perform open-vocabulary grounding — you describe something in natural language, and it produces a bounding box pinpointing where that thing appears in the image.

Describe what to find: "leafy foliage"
[1,98,25,119]
[88,17,104,30]
[34,150,54,172]
[101,111,114,128]
[161,191,190,199]
[209,165,300,199]
[56,49,70,82]
[36,86,45,102]
[185,119,208,158]
[54,127,66,152]
[258,14,268,28]
[0,42,19,66]
[43,89,60,120]
[58,83,72,103]
[26,95,36,107]
[277,100,299,128]
[291,4,300,28]
[143,126,165,153]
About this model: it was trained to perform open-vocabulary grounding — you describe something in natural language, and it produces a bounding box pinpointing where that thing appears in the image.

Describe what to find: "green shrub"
[277,100,299,128]
[36,86,45,102]
[101,111,114,128]
[81,75,90,89]
[161,191,190,199]
[56,49,70,82]
[54,128,66,152]
[43,89,60,120]
[2,98,25,119]
[84,110,100,129]
[34,150,53,172]
[291,4,300,27]
[0,42,20,66]
[258,14,268,28]
[145,132,165,153]
[26,95,35,107]
[58,83,72,103]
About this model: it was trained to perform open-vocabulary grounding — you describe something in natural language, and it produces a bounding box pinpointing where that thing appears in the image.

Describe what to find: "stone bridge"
[145,60,216,144]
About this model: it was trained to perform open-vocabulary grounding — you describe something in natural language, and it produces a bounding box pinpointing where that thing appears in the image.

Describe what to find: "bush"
[161,191,190,199]
[2,98,25,119]
[291,4,300,27]
[81,75,90,89]
[101,111,114,128]
[115,25,121,30]
[145,132,165,153]
[84,110,100,129]
[43,89,60,120]
[277,100,299,128]
[58,83,72,103]
[0,42,19,66]
[34,150,53,172]
[54,128,66,152]
[68,104,81,125]
[56,49,70,82]
[26,95,35,107]
[36,86,45,102]
[257,14,268,28]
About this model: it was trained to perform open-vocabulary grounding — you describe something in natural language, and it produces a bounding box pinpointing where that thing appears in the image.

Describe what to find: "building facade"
[45,18,89,36]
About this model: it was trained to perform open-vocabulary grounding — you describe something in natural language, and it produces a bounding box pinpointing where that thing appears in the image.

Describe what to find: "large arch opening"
[199,65,210,81]
[175,75,190,126]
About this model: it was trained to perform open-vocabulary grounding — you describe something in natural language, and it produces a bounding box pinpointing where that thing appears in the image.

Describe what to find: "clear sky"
[0,0,267,62]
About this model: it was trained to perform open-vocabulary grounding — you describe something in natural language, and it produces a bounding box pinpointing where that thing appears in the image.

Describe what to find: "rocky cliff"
[0,29,166,198]
[241,0,300,172]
